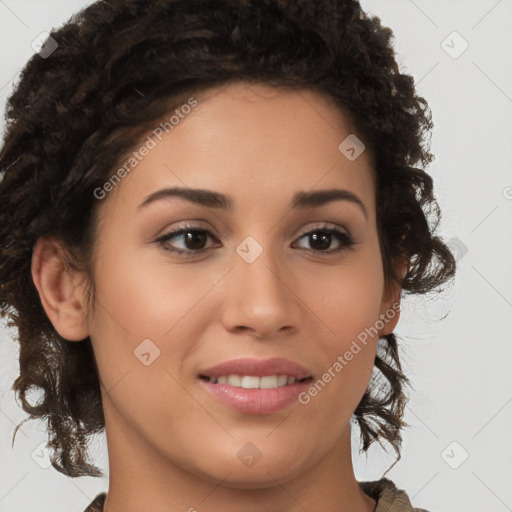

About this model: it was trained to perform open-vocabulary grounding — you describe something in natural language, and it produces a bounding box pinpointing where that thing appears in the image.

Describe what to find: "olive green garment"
[83,477,431,512]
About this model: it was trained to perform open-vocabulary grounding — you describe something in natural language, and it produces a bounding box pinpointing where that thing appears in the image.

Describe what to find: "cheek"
[304,246,385,347]
[92,244,216,337]
[86,246,207,396]
[299,245,384,405]
[87,251,213,441]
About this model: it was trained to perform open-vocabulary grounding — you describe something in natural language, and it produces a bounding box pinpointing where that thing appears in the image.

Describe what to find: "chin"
[208,468,300,490]
[191,450,310,489]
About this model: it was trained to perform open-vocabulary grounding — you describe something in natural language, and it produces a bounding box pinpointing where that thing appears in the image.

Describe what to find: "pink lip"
[198,357,313,415]
[199,357,312,380]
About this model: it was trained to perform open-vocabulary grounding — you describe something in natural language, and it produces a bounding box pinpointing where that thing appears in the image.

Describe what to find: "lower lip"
[200,378,312,415]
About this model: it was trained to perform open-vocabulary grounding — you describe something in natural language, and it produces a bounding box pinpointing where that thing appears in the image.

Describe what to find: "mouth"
[199,374,313,388]
[197,357,314,415]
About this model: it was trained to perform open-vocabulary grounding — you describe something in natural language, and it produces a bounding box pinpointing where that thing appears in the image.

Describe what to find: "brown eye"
[293,227,356,255]
[156,225,218,255]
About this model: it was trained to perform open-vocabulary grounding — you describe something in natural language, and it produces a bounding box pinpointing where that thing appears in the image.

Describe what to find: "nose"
[220,243,302,339]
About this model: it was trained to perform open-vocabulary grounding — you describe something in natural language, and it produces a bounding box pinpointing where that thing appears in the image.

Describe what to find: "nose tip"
[220,252,301,339]
[234,317,295,338]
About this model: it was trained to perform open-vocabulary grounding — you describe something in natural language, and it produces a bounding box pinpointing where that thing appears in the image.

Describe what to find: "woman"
[0,0,456,511]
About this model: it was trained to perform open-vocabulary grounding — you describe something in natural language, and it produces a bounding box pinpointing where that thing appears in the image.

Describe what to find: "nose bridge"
[234,233,288,303]
[221,232,300,336]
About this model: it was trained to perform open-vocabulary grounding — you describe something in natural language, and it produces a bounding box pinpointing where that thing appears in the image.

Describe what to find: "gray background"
[1,0,511,511]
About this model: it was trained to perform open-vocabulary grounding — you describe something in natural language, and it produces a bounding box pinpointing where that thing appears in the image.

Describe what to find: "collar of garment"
[83,477,430,512]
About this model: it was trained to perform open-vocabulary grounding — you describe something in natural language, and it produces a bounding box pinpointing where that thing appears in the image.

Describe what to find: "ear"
[378,257,408,337]
[31,236,90,341]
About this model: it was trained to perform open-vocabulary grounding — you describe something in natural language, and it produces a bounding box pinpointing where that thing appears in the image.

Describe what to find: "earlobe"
[379,257,408,337]
[31,237,90,341]
[379,297,401,337]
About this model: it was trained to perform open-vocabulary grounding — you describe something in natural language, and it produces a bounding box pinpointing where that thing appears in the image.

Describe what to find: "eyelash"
[155,222,356,257]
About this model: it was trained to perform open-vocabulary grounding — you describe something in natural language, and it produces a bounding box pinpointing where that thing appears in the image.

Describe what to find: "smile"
[200,374,312,388]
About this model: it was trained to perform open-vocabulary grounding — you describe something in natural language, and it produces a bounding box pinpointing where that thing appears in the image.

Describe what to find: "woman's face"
[82,82,401,487]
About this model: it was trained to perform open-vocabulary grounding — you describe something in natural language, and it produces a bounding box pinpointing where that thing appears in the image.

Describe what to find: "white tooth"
[213,374,296,388]
[277,375,288,387]
[241,376,260,389]
[227,375,242,386]
[260,375,278,389]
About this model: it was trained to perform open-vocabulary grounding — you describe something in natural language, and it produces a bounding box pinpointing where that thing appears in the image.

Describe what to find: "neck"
[101,401,376,512]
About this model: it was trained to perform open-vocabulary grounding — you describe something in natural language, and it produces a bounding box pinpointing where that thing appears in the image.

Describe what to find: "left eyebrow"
[138,187,232,210]
[138,186,368,220]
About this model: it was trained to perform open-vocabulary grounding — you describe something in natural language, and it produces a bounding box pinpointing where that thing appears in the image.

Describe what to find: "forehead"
[103,81,376,217]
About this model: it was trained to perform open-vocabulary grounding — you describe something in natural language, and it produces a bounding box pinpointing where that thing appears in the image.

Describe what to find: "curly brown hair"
[0,0,456,478]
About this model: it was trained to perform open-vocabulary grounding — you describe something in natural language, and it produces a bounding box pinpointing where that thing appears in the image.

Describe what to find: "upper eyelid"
[295,223,350,237]
[160,221,351,239]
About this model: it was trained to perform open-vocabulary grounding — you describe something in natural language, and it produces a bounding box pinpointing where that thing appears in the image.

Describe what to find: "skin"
[32,81,406,512]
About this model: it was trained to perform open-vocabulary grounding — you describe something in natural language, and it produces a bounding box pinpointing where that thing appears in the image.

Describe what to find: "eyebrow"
[138,186,368,219]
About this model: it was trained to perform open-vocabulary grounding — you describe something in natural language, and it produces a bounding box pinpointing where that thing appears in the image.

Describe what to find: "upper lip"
[199,357,312,380]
